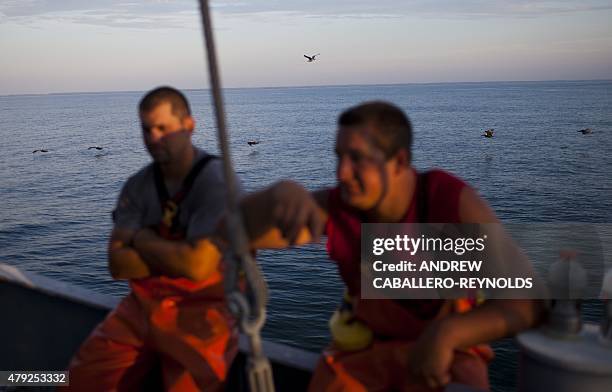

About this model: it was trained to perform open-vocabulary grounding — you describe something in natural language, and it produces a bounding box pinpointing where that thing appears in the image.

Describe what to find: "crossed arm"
[108,227,222,281]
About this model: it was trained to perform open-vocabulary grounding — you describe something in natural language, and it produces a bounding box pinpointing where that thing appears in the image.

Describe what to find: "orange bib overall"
[67,274,237,391]
[67,156,237,391]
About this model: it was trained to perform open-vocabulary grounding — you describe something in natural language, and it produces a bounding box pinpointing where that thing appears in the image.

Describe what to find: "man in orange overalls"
[67,87,241,391]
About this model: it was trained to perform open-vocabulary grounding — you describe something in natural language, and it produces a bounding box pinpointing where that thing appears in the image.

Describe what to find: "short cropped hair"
[139,86,191,119]
[338,101,412,160]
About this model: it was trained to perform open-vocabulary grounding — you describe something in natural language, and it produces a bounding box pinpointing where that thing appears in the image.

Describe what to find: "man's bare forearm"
[435,299,542,350]
[108,228,152,280]
[239,186,277,243]
[109,247,151,280]
[237,181,326,248]
[133,228,222,281]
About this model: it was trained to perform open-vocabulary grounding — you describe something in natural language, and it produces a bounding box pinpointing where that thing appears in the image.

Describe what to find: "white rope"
[196,1,275,391]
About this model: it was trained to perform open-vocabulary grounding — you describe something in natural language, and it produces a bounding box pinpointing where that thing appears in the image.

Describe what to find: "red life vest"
[326,168,468,339]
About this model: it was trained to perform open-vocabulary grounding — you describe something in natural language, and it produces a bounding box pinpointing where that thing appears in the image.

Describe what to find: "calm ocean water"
[1,81,611,390]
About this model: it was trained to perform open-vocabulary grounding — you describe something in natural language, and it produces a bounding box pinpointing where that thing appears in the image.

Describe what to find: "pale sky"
[1,0,611,95]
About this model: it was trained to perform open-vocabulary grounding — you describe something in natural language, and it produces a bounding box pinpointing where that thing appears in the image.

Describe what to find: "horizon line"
[2,78,611,98]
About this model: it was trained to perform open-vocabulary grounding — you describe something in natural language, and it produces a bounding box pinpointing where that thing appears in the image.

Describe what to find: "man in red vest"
[67,87,240,391]
[240,101,541,391]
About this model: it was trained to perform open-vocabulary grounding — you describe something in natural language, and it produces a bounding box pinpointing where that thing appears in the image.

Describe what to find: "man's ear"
[183,116,195,134]
[394,148,410,172]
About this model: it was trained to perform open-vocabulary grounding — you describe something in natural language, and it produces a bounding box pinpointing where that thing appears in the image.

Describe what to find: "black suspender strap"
[153,163,169,204]
[180,154,217,198]
[152,154,218,238]
[153,154,218,206]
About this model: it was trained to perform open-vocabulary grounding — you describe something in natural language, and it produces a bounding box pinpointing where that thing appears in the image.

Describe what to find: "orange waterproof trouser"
[308,340,490,392]
[65,292,237,391]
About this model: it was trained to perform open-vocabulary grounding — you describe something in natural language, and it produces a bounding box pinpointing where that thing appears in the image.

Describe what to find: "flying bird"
[88,146,104,150]
[32,149,49,153]
[304,53,320,62]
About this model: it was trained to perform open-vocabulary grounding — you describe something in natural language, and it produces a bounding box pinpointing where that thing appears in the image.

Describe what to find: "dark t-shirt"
[113,148,243,240]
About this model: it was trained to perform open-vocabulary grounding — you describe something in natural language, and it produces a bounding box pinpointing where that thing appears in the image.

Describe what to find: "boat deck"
[0,263,487,391]
[0,263,317,391]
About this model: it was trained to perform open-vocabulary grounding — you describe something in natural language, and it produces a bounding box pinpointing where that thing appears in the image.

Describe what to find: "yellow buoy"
[329,292,374,352]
